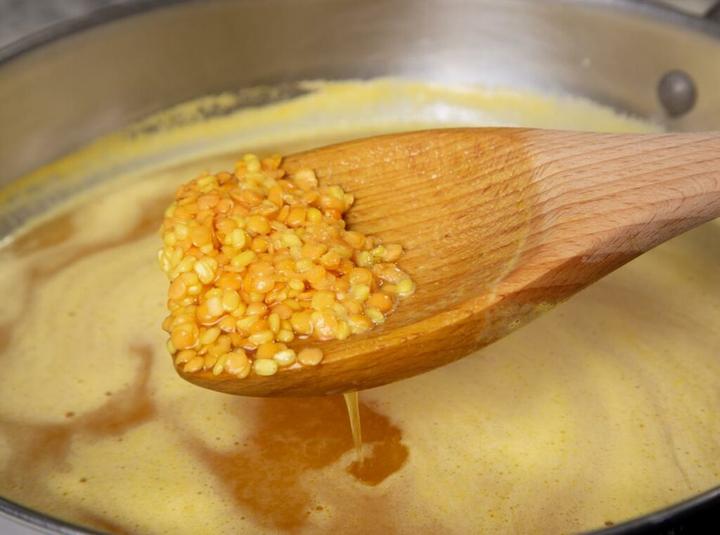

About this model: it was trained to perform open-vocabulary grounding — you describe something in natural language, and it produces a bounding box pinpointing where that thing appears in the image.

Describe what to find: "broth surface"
[0,80,718,534]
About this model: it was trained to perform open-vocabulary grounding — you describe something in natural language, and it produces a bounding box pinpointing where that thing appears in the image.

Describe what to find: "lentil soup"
[0,80,719,534]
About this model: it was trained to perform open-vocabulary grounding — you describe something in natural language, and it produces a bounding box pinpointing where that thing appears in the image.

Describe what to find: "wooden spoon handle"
[501,130,720,295]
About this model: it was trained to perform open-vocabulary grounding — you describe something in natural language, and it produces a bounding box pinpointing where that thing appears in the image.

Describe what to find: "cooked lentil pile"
[158,154,414,378]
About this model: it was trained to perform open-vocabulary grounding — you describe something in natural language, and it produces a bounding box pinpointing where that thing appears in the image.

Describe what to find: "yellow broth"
[0,80,718,534]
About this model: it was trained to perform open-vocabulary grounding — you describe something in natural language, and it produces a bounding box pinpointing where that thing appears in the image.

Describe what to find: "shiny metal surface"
[657,69,698,116]
[0,496,98,534]
[708,3,720,21]
[0,1,719,534]
[1,0,720,188]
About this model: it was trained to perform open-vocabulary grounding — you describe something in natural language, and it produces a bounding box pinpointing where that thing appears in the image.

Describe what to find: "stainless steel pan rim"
[0,496,99,535]
[0,0,179,65]
[0,1,718,534]
[1,0,719,67]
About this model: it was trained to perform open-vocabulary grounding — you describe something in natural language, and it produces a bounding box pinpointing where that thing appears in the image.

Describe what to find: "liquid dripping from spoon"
[343,391,363,463]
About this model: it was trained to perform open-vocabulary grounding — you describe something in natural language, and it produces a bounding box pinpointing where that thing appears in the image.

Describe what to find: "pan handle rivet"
[658,70,697,118]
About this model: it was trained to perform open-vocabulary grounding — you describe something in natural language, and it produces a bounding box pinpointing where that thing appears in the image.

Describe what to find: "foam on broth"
[0,80,718,534]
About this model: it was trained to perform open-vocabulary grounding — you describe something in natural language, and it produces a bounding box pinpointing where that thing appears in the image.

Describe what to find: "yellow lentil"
[253,358,279,376]
[159,154,413,378]
[174,349,196,365]
[183,356,204,373]
[366,307,385,324]
[396,278,416,297]
[199,327,221,345]
[297,347,324,366]
[367,292,394,313]
[224,350,251,378]
[273,348,297,367]
[248,330,274,346]
[256,342,286,360]
[276,329,295,343]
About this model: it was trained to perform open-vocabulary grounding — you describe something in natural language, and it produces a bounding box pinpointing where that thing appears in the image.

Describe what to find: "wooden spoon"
[179,128,720,397]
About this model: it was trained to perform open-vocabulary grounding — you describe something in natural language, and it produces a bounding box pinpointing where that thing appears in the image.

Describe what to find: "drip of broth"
[0,81,719,534]
[343,392,363,463]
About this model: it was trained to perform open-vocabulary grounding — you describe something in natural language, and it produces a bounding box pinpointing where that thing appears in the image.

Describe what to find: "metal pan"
[0,1,718,533]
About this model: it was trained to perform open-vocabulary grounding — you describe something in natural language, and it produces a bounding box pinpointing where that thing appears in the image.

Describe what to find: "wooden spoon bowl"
[178,128,720,397]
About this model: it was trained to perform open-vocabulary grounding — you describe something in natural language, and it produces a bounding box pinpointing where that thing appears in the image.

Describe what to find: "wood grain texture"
[179,128,720,397]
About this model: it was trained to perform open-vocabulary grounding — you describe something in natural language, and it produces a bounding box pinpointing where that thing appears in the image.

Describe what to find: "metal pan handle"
[707,1,720,22]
